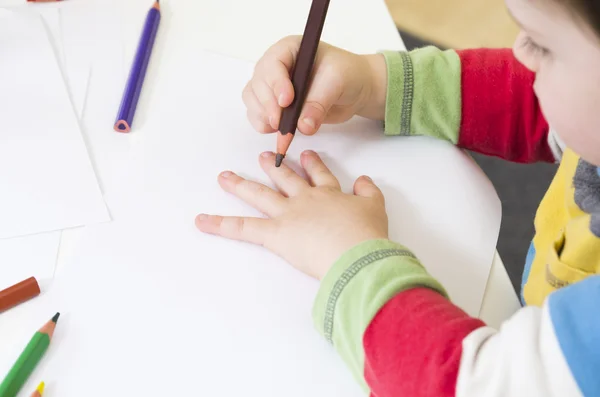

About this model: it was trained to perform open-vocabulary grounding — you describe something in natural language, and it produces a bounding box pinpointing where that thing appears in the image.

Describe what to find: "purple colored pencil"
[114,0,161,133]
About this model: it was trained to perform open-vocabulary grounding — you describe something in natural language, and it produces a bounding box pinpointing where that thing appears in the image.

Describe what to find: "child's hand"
[243,36,387,136]
[195,151,389,280]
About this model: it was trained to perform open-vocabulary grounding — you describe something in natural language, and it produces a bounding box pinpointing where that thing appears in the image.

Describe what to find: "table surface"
[0,1,523,395]
[2,0,521,385]
[48,0,521,327]
[54,0,520,328]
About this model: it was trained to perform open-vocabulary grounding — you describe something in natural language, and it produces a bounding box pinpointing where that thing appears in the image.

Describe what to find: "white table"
[0,0,520,386]
[49,0,521,328]
[0,0,518,332]
[481,252,521,327]
[0,1,523,396]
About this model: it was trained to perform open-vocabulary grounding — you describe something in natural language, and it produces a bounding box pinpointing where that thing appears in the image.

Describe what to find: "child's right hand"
[243,36,387,135]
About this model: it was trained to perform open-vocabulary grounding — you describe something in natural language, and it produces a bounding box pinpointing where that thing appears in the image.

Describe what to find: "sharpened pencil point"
[275,154,284,167]
[51,312,60,323]
[36,381,45,395]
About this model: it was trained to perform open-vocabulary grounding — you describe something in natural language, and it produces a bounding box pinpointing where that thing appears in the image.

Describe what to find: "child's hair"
[554,0,600,37]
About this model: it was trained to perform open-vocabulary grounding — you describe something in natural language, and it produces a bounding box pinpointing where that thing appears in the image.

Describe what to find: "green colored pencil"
[0,313,59,397]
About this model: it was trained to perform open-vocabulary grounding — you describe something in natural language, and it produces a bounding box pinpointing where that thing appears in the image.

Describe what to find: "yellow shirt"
[523,148,600,305]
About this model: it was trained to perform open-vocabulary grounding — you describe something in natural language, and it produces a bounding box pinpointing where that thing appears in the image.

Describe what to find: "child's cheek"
[533,72,565,135]
[536,70,600,165]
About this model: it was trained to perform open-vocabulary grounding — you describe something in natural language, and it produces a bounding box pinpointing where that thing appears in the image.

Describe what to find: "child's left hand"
[195,150,389,280]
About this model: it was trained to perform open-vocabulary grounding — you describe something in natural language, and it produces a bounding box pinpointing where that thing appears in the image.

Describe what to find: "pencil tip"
[275,153,284,167]
[51,312,60,323]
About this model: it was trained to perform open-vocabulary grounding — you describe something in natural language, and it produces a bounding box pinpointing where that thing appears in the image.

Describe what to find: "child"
[196,0,600,395]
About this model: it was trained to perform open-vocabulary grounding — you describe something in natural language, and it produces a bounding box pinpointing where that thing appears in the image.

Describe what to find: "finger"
[297,73,343,135]
[259,151,310,197]
[242,82,270,124]
[262,59,295,109]
[195,214,272,246]
[252,80,282,129]
[247,110,276,134]
[262,36,299,107]
[218,171,286,217]
[353,176,385,204]
[300,150,341,189]
[243,90,271,128]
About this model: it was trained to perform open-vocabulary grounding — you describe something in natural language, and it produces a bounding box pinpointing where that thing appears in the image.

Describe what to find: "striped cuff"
[382,50,413,136]
[381,47,462,143]
[312,239,447,392]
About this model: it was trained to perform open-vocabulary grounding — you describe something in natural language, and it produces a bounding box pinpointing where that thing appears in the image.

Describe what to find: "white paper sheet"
[0,0,23,7]
[172,0,403,62]
[1,44,500,397]
[0,4,64,66]
[49,0,403,66]
[0,10,109,239]
[1,4,89,116]
[59,3,100,119]
[0,232,60,292]
[38,7,64,70]
[0,7,65,287]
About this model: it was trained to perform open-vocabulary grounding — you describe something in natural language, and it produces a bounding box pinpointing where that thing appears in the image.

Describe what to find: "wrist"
[312,238,448,385]
[356,54,387,121]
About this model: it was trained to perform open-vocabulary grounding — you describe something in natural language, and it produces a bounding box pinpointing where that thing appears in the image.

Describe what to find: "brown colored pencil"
[0,277,40,314]
[276,0,331,167]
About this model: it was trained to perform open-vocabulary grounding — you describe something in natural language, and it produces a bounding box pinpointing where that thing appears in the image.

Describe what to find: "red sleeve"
[456,48,555,163]
[363,288,485,397]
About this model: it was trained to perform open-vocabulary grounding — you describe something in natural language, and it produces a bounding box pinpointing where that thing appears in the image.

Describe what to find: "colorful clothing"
[312,47,600,396]
[524,150,600,305]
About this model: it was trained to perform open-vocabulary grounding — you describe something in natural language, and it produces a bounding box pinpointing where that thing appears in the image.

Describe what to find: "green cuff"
[312,239,447,392]
[382,47,461,143]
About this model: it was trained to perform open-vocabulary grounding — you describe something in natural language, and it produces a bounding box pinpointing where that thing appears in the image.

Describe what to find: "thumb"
[354,176,385,204]
[297,73,343,135]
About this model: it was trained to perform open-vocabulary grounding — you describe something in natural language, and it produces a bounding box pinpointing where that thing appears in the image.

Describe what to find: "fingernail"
[196,214,208,221]
[261,151,273,158]
[303,117,316,129]
[221,171,233,178]
[278,93,285,106]
[268,116,274,126]
[364,175,373,182]
[302,150,316,156]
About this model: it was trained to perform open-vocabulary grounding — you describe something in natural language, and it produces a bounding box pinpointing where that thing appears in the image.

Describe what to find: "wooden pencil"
[0,314,59,397]
[114,0,162,133]
[276,0,331,167]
